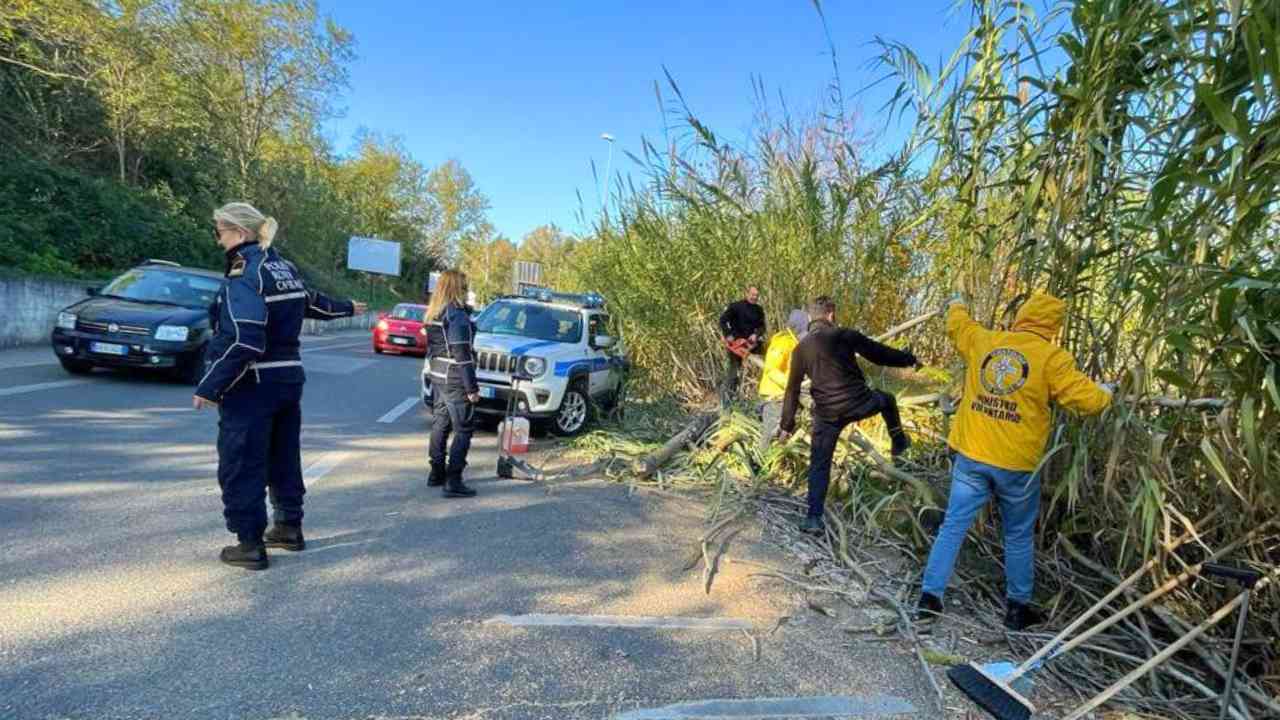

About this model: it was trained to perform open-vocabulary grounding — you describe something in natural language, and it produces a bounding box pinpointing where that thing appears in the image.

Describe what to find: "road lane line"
[614,695,917,719]
[301,340,371,354]
[0,379,88,398]
[377,396,420,424]
[303,452,349,485]
[482,614,753,631]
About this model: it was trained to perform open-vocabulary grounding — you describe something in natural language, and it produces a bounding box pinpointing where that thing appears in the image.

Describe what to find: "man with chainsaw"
[776,296,921,535]
[916,291,1113,631]
[718,286,767,402]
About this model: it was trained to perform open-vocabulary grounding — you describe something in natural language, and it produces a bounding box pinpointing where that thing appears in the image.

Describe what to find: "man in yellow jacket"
[758,309,809,454]
[917,291,1113,631]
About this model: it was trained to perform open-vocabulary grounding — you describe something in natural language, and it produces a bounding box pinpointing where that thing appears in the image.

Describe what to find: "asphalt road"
[0,331,935,720]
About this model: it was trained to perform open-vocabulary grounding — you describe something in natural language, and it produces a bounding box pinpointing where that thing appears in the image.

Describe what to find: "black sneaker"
[891,431,912,459]
[220,541,268,570]
[799,516,825,535]
[264,523,304,552]
[915,592,944,624]
[1005,600,1045,631]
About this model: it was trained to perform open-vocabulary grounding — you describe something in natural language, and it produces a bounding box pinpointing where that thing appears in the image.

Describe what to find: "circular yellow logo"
[980,348,1029,396]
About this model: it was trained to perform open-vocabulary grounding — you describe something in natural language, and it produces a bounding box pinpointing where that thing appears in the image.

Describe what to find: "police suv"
[421,288,628,436]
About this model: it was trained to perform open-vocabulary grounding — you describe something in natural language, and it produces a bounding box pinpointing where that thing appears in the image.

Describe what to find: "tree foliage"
[0,0,494,303]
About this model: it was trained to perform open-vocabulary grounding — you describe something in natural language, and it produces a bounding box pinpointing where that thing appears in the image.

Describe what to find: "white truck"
[421,288,628,436]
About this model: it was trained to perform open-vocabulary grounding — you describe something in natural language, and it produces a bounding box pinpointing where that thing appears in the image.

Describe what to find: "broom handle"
[1011,526,1198,674]
[1015,519,1276,677]
[1061,566,1279,720]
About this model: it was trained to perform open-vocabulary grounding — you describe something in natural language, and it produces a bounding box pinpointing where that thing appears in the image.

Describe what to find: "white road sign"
[347,236,401,276]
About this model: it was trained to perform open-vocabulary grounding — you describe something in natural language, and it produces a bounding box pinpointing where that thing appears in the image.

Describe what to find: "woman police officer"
[194,202,366,570]
[423,269,479,498]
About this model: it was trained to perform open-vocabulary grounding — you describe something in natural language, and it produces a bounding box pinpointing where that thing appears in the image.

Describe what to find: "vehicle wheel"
[550,382,591,437]
[59,358,93,375]
[374,344,383,354]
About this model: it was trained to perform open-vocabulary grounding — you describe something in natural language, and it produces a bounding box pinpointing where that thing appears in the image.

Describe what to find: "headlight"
[154,325,190,342]
[522,356,547,377]
[56,312,77,330]
[377,320,389,331]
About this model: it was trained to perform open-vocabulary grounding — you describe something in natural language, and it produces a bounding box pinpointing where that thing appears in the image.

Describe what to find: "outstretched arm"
[305,289,364,320]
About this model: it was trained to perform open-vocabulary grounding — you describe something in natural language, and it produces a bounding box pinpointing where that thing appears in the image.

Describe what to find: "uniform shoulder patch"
[228,256,246,277]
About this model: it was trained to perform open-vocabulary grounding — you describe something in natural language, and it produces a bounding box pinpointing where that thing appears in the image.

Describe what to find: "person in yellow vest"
[916,291,1114,630]
[758,309,809,454]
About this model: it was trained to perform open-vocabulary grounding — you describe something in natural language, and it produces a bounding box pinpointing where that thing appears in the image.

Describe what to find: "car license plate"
[479,386,496,399]
[90,342,127,356]
[392,337,409,345]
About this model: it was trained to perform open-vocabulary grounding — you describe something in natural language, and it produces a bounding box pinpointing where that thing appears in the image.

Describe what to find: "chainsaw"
[724,336,756,359]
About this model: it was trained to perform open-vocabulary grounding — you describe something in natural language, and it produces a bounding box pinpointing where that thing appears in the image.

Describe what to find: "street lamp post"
[600,133,615,216]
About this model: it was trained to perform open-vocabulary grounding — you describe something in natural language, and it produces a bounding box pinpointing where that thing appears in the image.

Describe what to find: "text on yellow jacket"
[946,292,1112,472]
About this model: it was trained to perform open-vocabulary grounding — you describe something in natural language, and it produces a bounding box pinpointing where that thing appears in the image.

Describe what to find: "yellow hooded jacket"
[946,292,1112,472]
[758,329,799,399]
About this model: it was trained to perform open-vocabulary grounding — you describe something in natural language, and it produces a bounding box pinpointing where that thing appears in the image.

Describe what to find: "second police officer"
[423,269,479,498]
[194,201,366,571]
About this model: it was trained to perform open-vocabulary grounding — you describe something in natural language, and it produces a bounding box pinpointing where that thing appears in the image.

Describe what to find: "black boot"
[427,463,447,487]
[442,470,476,498]
[264,523,305,551]
[220,540,268,570]
[915,592,944,625]
[1004,600,1045,631]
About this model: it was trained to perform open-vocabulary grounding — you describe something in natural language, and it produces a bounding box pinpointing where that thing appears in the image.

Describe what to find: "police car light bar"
[516,286,606,308]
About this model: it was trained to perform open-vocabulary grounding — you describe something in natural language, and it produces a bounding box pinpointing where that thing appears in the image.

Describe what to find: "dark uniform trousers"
[430,394,475,475]
[217,381,306,542]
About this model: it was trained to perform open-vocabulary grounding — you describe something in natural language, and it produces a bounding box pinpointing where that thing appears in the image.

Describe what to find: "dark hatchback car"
[50,260,223,384]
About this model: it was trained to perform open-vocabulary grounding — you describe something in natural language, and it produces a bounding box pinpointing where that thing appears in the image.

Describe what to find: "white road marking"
[303,452,349,485]
[304,539,376,555]
[301,340,371,354]
[613,695,917,719]
[0,379,88,398]
[378,396,420,424]
[483,614,753,631]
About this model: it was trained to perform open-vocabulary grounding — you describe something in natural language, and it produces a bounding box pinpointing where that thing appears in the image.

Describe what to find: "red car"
[372,303,428,356]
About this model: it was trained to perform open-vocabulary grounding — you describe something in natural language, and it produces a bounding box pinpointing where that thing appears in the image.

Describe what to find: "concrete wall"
[1,276,93,349]
[1,274,377,348]
[302,311,377,336]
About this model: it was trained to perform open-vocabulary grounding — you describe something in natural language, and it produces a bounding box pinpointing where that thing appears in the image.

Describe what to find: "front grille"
[77,319,150,336]
[477,350,518,374]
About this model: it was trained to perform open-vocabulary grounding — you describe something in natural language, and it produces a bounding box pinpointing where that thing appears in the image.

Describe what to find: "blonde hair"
[426,269,467,321]
[213,202,279,249]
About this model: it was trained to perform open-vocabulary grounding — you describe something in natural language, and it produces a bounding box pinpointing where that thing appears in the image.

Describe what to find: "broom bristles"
[947,662,1035,720]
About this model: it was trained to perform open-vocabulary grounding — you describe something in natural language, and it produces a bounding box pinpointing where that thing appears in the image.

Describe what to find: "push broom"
[948,519,1275,720]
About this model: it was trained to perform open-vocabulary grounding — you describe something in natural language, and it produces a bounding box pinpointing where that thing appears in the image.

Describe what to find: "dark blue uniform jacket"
[196,241,353,401]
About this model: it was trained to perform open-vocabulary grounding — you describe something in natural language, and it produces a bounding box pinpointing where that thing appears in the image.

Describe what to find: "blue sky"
[318,1,978,243]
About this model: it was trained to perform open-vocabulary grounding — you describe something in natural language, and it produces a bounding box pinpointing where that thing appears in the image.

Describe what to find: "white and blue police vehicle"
[421,287,628,436]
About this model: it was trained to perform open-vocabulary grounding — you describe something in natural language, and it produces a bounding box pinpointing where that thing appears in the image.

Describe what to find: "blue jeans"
[921,452,1040,604]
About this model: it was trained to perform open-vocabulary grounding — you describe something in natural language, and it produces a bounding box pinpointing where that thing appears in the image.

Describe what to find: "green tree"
[171,0,354,194]
[458,230,516,302]
[422,158,491,264]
